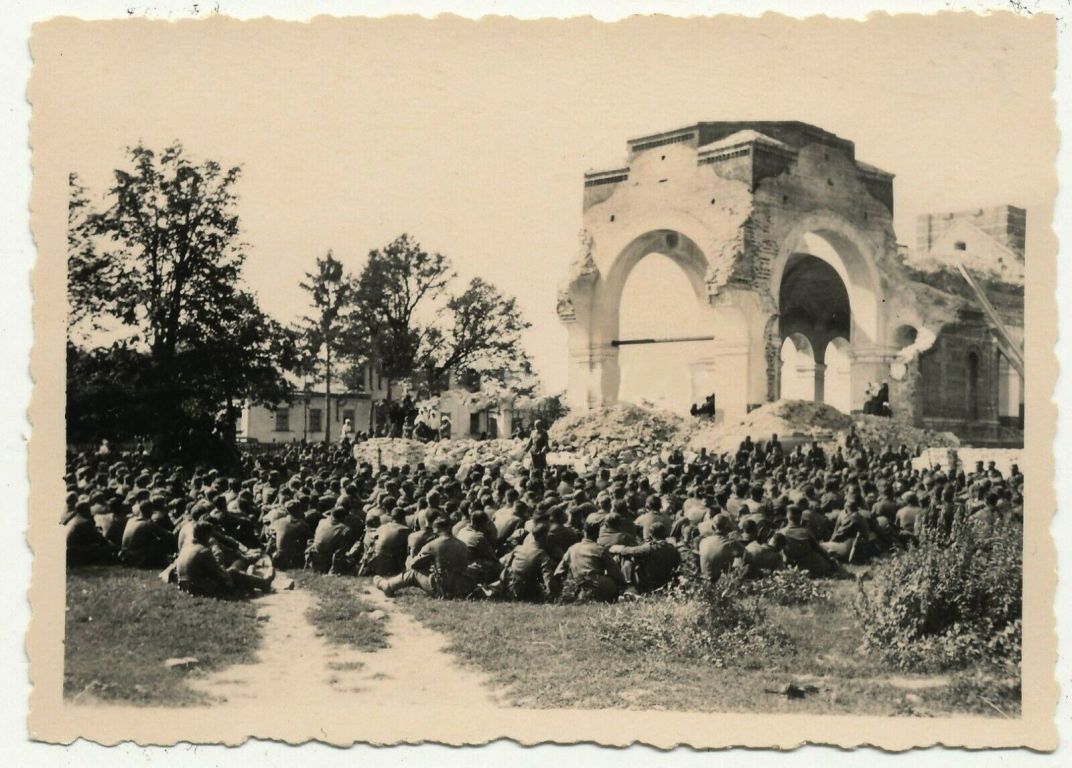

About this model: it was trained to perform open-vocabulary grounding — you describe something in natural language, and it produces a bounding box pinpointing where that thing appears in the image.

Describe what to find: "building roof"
[696,129,790,153]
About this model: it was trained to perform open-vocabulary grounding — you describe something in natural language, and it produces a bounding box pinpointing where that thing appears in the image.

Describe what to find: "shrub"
[743,567,828,606]
[592,563,792,667]
[855,508,1022,672]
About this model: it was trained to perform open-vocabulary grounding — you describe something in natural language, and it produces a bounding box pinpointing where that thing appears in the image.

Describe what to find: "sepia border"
[25,11,1060,749]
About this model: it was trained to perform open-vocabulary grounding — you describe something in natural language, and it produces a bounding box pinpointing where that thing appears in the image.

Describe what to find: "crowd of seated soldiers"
[63,430,1024,603]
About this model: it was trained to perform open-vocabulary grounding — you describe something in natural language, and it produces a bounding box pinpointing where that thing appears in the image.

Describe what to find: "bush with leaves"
[742,567,829,606]
[855,508,1022,673]
[592,563,792,667]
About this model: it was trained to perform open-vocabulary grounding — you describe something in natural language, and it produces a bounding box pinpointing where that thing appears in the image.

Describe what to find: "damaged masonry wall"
[558,121,1023,445]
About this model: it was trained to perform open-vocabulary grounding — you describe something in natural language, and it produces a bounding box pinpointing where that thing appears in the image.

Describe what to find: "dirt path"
[189,582,502,713]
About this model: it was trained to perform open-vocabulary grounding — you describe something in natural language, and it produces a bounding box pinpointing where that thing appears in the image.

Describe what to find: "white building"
[238,362,396,443]
[238,389,376,443]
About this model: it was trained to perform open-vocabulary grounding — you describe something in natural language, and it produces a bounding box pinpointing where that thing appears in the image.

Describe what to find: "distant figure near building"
[528,419,550,470]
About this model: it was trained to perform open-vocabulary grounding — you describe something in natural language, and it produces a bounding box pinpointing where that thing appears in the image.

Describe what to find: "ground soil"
[187,584,502,712]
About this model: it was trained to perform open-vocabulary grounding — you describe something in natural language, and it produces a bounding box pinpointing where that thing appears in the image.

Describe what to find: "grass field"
[397,578,1021,717]
[294,572,389,652]
[64,566,263,705]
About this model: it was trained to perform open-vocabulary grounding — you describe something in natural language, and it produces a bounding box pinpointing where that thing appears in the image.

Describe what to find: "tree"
[352,235,534,423]
[68,142,296,454]
[295,251,359,442]
[432,277,532,387]
[67,173,102,334]
[182,290,301,428]
[352,234,453,417]
[66,340,155,445]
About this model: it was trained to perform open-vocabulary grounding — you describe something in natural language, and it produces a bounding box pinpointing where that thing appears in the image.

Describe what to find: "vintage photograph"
[27,10,1058,749]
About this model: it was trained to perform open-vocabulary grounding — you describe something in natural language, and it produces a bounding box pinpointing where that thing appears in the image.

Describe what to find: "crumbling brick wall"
[918,317,1001,434]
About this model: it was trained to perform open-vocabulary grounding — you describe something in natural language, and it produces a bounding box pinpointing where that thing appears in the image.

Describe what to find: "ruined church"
[557,122,1024,445]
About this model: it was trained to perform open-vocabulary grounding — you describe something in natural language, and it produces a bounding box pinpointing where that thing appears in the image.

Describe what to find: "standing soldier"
[527,419,550,471]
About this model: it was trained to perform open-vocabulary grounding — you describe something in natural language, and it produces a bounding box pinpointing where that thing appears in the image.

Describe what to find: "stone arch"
[771,211,887,411]
[771,210,884,349]
[579,221,721,407]
[595,227,713,347]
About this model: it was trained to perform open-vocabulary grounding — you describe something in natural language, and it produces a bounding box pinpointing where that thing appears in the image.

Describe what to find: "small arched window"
[967,351,980,420]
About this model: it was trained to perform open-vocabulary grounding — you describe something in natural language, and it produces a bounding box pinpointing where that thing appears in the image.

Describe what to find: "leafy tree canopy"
[353,234,534,397]
[68,143,297,452]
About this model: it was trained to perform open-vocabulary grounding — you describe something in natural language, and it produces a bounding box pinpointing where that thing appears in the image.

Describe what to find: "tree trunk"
[385,376,393,435]
[324,343,332,443]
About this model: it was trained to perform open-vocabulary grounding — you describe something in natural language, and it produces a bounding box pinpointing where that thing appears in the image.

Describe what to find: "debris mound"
[352,437,525,470]
[685,400,853,455]
[850,414,959,451]
[548,403,688,465]
[425,438,527,468]
[352,438,429,468]
[684,401,960,455]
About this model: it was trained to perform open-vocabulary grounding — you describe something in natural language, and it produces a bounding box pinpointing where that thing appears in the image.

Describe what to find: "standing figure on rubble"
[527,419,550,471]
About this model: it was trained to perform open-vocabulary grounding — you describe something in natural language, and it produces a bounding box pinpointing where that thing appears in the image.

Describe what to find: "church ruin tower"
[556,121,1024,445]
[557,121,899,420]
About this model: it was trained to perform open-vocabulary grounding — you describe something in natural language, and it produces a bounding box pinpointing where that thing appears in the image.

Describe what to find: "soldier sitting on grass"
[174,522,274,598]
[373,517,473,599]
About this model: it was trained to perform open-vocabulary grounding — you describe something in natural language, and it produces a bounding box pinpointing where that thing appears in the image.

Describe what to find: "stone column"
[498,393,516,438]
[592,344,621,408]
[813,362,827,404]
[566,344,621,409]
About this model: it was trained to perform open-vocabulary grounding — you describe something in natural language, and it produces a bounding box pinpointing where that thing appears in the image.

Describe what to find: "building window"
[309,408,323,433]
[274,408,290,432]
[343,408,355,426]
[954,241,967,251]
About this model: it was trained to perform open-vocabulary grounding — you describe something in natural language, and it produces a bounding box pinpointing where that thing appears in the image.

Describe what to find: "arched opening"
[769,217,885,414]
[779,333,816,401]
[616,252,709,413]
[893,324,918,350]
[825,337,852,413]
[778,253,851,346]
[778,252,850,406]
[967,350,980,421]
[594,228,714,411]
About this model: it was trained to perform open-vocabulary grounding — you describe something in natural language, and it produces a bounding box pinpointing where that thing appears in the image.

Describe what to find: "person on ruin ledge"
[875,382,891,417]
[689,393,716,418]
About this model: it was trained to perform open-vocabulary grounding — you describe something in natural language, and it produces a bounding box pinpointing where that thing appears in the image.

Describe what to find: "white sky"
[43,13,1055,396]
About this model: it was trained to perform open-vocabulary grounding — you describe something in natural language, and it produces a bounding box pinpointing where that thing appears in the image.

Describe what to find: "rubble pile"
[354,401,962,473]
[352,438,430,468]
[352,437,526,471]
[849,415,959,451]
[425,438,527,467]
[685,400,853,455]
[548,403,689,465]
